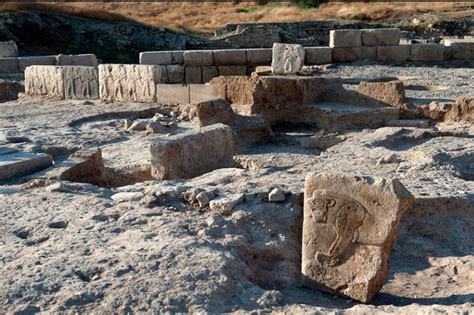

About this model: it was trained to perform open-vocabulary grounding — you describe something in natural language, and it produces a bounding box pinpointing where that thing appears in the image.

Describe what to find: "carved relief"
[24,66,64,98]
[63,66,99,100]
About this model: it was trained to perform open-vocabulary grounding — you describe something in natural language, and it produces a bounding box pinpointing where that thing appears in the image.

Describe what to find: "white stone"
[271,43,305,75]
[111,192,144,203]
[209,193,244,214]
[127,119,150,131]
[268,188,285,202]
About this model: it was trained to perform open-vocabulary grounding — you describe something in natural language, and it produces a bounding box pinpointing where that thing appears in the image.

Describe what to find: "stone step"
[0,151,53,181]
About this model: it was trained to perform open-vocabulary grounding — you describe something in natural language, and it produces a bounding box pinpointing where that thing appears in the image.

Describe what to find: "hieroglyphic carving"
[63,66,99,100]
[98,64,168,102]
[24,66,64,98]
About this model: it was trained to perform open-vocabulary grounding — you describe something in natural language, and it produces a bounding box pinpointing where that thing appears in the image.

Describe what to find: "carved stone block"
[271,43,305,75]
[302,173,414,302]
[25,65,64,98]
[63,66,99,100]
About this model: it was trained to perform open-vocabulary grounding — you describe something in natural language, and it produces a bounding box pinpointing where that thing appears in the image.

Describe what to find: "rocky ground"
[0,64,473,313]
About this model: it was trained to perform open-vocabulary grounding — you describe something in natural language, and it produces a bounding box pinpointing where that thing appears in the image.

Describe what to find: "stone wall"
[0,53,98,74]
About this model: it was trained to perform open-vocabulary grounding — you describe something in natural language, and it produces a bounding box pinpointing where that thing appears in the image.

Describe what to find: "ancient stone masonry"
[271,43,305,75]
[302,173,414,302]
[63,66,99,100]
[99,64,167,102]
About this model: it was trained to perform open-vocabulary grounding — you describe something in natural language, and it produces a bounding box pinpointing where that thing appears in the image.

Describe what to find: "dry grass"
[0,2,467,33]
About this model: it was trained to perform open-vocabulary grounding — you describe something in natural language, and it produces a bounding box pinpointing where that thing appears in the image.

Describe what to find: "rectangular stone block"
[302,173,414,302]
[189,84,226,104]
[305,47,332,65]
[409,44,445,62]
[99,64,167,102]
[0,58,20,74]
[218,65,247,76]
[150,124,234,180]
[377,45,410,63]
[25,65,64,98]
[246,48,272,65]
[361,28,401,46]
[332,47,361,63]
[0,40,18,58]
[19,56,56,73]
[63,66,99,100]
[171,51,184,64]
[445,42,474,60]
[166,65,185,84]
[213,49,246,65]
[272,43,305,75]
[360,46,378,60]
[202,66,219,83]
[56,54,98,67]
[140,51,172,65]
[0,151,53,181]
[185,66,202,84]
[357,80,405,107]
[183,50,213,66]
[330,29,362,48]
[156,84,189,104]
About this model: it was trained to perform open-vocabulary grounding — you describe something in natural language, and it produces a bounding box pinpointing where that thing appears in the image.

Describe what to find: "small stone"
[127,119,150,131]
[377,154,401,165]
[196,191,213,208]
[146,121,164,134]
[111,192,144,203]
[206,214,224,227]
[209,193,244,215]
[46,182,65,192]
[268,188,285,202]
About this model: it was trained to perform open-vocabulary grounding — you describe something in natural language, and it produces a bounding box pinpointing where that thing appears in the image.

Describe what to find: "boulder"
[302,173,414,302]
[271,43,305,75]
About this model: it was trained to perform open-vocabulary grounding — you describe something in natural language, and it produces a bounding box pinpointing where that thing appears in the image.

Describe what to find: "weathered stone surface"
[19,56,56,73]
[183,50,213,66]
[166,65,185,84]
[218,65,247,76]
[0,40,18,57]
[56,54,98,67]
[140,51,172,65]
[150,123,234,180]
[209,193,244,215]
[377,46,410,63]
[196,99,237,127]
[271,43,305,75]
[99,64,166,102]
[443,39,474,60]
[329,30,362,48]
[360,46,378,60]
[63,66,99,100]
[0,151,53,181]
[386,119,430,128]
[357,80,405,107]
[445,97,474,123]
[156,84,189,104]
[410,44,445,62]
[185,66,202,84]
[25,66,64,98]
[190,84,226,105]
[202,66,219,83]
[0,58,20,74]
[213,49,246,65]
[0,80,23,102]
[232,115,273,147]
[361,29,401,46]
[246,48,272,65]
[332,47,361,63]
[305,47,332,65]
[302,173,414,302]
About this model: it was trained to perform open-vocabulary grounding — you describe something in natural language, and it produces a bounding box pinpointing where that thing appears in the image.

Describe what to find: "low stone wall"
[0,54,98,74]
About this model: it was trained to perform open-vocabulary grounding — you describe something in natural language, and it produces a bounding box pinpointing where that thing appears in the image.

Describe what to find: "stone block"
[360,46,378,60]
[361,28,401,46]
[150,123,234,180]
[445,43,472,60]
[63,66,99,100]
[302,173,414,302]
[196,99,237,127]
[0,151,53,181]
[377,45,410,63]
[218,65,247,76]
[189,84,226,104]
[213,49,246,65]
[271,43,305,75]
[56,54,98,67]
[332,47,361,63]
[246,48,272,65]
[357,80,405,107]
[183,50,213,66]
[156,84,190,104]
[18,56,56,73]
[305,47,332,65]
[166,65,185,84]
[232,115,273,147]
[25,65,64,98]
[0,40,18,57]
[140,51,172,65]
[330,29,362,48]
[410,44,445,62]
[445,97,474,123]
[202,66,219,83]
[0,58,20,74]
[99,64,167,102]
[172,51,184,64]
[185,66,202,84]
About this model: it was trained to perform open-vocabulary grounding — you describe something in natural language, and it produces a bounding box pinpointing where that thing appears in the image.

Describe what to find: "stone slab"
[360,46,378,60]
[25,65,64,98]
[271,43,305,75]
[410,44,445,62]
[166,65,185,84]
[63,66,99,100]
[156,84,190,104]
[330,30,362,48]
[0,151,53,181]
[150,123,234,180]
[19,56,56,73]
[189,84,226,104]
[99,64,166,102]
[302,173,414,302]
[332,47,361,63]
[386,119,430,128]
[305,47,332,65]
[213,49,246,65]
[0,41,18,58]
[56,54,98,67]
[246,48,272,65]
[361,28,401,46]
[218,65,247,76]
[377,45,410,63]
[183,50,214,66]
[140,51,173,65]
[202,66,219,83]
[0,58,20,74]
[185,66,202,84]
